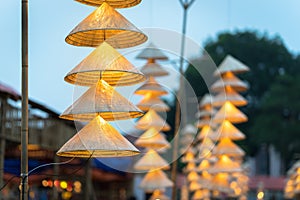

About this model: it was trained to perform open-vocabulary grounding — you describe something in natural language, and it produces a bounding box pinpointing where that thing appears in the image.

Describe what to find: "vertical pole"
[84,159,92,200]
[52,156,59,200]
[171,1,195,199]
[0,100,7,193]
[21,0,29,200]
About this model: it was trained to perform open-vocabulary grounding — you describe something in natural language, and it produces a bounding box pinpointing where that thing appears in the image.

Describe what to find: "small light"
[42,180,48,187]
[60,181,68,189]
[54,180,60,188]
[257,191,264,199]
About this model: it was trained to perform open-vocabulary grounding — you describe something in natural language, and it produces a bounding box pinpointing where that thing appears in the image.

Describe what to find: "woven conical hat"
[57,116,139,157]
[197,125,215,141]
[199,94,214,109]
[211,72,249,92]
[213,101,248,124]
[65,2,147,48]
[64,42,145,86]
[195,109,217,118]
[134,149,170,171]
[187,171,199,182]
[213,86,248,107]
[134,127,170,149]
[181,151,196,163]
[214,55,249,76]
[212,120,246,141]
[140,59,169,77]
[209,155,242,174]
[135,109,171,131]
[135,76,168,96]
[137,93,170,112]
[197,137,215,152]
[189,181,201,191]
[197,159,210,172]
[149,190,170,200]
[140,169,173,192]
[75,0,141,8]
[213,138,245,157]
[60,79,143,121]
[136,43,169,60]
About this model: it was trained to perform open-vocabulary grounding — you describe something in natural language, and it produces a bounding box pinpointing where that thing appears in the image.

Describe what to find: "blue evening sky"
[0,0,299,113]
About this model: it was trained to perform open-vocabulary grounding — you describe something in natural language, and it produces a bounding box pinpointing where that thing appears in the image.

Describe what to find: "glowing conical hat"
[192,189,211,200]
[140,169,173,192]
[196,119,213,128]
[182,124,198,135]
[197,159,210,172]
[195,108,217,118]
[137,93,170,112]
[187,171,199,182]
[212,120,246,141]
[135,109,171,131]
[189,181,201,191]
[211,173,231,192]
[181,151,196,163]
[213,86,248,107]
[197,125,215,141]
[60,79,143,121]
[75,0,141,8]
[57,116,139,157]
[149,190,170,200]
[213,137,245,157]
[140,59,169,77]
[135,76,168,96]
[197,137,215,152]
[213,101,248,124]
[134,149,170,171]
[64,42,145,86]
[136,43,169,60]
[209,155,242,174]
[214,55,249,76]
[134,127,170,149]
[197,148,212,160]
[211,72,249,92]
[184,162,197,173]
[65,2,147,48]
[199,94,214,109]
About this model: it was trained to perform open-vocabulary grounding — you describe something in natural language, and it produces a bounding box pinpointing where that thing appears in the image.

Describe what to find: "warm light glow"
[62,191,72,200]
[42,180,48,187]
[257,191,264,199]
[60,181,68,189]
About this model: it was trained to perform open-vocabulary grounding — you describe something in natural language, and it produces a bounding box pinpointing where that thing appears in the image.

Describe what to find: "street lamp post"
[21,0,29,199]
[171,0,196,199]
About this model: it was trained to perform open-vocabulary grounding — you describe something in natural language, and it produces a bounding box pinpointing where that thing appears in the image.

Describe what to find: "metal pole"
[171,1,195,199]
[21,0,29,199]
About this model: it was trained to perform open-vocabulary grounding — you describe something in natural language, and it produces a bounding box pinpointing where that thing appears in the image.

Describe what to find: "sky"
[0,0,300,114]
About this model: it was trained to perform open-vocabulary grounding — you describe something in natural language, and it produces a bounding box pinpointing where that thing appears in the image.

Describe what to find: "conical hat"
[64,42,145,86]
[135,76,168,96]
[140,59,169,77]
[196,119,213,128]
[211,72,249,92]
[213,86,248,107]
[195,109,217,118]
[137,93,170,112]
[197,125,215,141]
[65,2,147,48]
[187,171,199,182]
[189,181,201,191]
[60,80,144,121]
[213,101,248,124]
[75,0,141,8]
[184,162,197,173]
[136,43,169,60]
[180,134,195,146]
[197,159,210,172]
[135,109,171,131]
[192,189,210,200]
[211,173,231,193]
[149,190,170,200]
[57,116,139,157]
[134,127,170,149]
[208,155,242,174]
[140,169,173,192]
[212,120,246,141]
[134,149,170,171]
[199,94,214,109]
[197,137,215,152]
[213,138,245,157]
[182,124,198,135]
[214,55,249,76]
[181,151,196,163]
